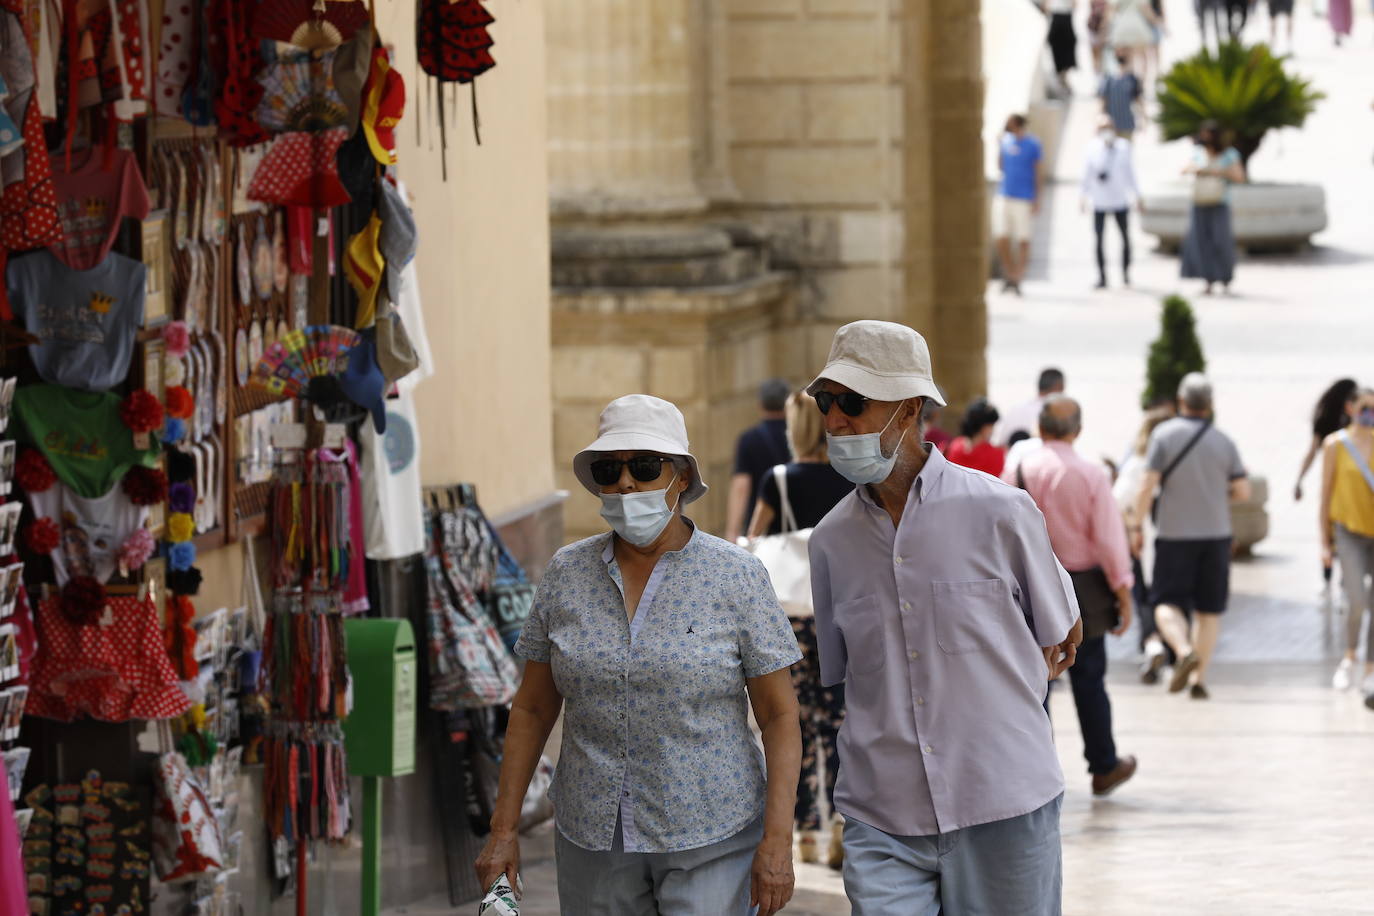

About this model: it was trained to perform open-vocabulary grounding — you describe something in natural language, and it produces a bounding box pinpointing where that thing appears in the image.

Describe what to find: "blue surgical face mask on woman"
[826,401,910,486]
[1357,408,1374,428]
[600,473,681,547]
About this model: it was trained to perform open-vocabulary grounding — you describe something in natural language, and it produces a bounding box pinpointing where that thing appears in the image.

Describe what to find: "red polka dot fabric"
[247,127,352,208]
[28,594,191,723]
[155,1,193,118]
[0,91,62,251]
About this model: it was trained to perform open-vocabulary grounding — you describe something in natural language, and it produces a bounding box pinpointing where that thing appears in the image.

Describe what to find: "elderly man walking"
[1007,396,1138,796]
[1132,373,1250,700]
[807,320,1082,916]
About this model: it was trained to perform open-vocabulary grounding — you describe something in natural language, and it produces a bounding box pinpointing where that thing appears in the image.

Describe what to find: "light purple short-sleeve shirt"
[809,445,1080,837]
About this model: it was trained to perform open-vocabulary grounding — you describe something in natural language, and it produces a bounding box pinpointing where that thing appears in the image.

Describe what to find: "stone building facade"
[547,0,988,541]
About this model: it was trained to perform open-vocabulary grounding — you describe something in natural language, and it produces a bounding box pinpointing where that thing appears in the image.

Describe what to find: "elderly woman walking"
[476,394,803,915]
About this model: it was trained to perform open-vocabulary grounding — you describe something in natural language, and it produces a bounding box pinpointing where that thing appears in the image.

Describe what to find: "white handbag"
[744,465,814,618]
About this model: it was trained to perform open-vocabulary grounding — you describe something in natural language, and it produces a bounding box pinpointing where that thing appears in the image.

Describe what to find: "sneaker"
[1169,652,1199,693]
[1140,645,1166,685]
[1189,683,1210,701]
[1333,658,1353,691]
[798,832,820,864]
[1091,755,1138,796]
[1362,675,1374,712]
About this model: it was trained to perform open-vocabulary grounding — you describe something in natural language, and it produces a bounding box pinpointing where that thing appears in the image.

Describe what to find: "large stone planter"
[1140,182,1327,253]
[1231,475,1269,557]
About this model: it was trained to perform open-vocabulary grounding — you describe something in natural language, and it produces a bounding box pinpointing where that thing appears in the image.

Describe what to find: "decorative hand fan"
[255,48,348,134]
[251,0,370,50]
[249,338,310,398]
[302,324,361,377]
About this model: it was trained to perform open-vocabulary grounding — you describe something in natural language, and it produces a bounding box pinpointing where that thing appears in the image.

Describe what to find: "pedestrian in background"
[1088,0,1111,74]
[994,114,1044,297]
[1328,0,1352,45]
[726,378,792,542]
[747,391,853,870]
[947,397,1007,478]
[1147,0,1166,85]
[1180,121,1245,296]
[1099,52,1143,140]
[1317,387,1374,702]
[478,394,802,915]
[1081,114,1141,290]
[1131,374,1250,700]
[1044,0,1079,97]
[922,396,951,452]
[1268,0,1295,49]
[1296,379,1357,601]
[1009,396,1138,797]
[806,320,1081,915]
[1114,405,1177,683]
[1109,0,1160,77]
[997,367,1066,448]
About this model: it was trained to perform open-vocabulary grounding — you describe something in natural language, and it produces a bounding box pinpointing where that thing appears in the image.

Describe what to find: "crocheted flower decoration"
[169,482,196,514]
[25,517,60,554]
[162,417,186,444]
[59,576,106,626]
[167,567,204,596]
[119,389,165,434]
[164,356,186,387]
[117,528,156,571]
[167,512,196,544]
[164,386,195,420]
[122,466,169,507]
[162,320,191,358]
[168,541,197,571]
[15,449,57,493]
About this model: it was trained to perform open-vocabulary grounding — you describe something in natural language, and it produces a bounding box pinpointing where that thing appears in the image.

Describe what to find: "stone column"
[546,0,708,216]
[901,0,988,411]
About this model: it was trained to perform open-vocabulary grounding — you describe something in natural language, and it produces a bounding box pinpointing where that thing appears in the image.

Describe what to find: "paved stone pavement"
[394,2,1374,913]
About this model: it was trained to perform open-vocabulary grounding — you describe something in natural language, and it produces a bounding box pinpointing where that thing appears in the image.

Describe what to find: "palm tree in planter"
[1156,41,1323,167]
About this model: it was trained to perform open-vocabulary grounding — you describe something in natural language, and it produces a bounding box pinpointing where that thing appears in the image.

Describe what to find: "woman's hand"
[1321,542,1334,569]
[474,829,521,899]
[750,833,795,916]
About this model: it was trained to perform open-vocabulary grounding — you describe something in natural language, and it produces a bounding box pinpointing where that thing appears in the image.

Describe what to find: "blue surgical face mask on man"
[826,401,910,486]
[1357,407,1374,428]
[600,472,681,547]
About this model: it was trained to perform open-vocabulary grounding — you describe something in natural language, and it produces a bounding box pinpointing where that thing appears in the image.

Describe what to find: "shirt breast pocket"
[933,579,1011,655]
[835,594,885,676]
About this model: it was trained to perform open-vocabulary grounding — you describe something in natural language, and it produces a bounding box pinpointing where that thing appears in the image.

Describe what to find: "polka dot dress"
[155,1,192,118]
[28,594,192,723]
[247,127,352,208]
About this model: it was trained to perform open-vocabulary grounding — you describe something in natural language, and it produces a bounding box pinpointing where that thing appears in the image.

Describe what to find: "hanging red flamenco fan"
[251,0,371,49]
[417,0,495,174]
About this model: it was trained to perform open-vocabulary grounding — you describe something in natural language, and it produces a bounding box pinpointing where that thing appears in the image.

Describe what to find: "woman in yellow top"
[1319,387,1374,707]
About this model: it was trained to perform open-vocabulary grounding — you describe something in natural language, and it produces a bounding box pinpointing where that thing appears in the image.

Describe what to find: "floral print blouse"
[515,524,800,853]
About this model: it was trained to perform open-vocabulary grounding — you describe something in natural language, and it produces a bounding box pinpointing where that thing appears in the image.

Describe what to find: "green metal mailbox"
[343,618,417,778]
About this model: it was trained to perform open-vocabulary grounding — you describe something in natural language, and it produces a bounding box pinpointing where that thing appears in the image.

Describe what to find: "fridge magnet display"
[0,441,15,495]
[0,378,14,433]
[5,747,30,800]
[0,502,21,554]
[0,562,22,617]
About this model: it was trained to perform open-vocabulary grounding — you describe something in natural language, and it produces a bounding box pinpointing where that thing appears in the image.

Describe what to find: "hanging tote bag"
[481,520,535,651]
[424,510,519,710]
[744,465,815,617]
[1192,155,1227,206]
[151,725,225,883]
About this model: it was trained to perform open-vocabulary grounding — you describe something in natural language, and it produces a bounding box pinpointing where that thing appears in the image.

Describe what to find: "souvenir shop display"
[0,0,469,908]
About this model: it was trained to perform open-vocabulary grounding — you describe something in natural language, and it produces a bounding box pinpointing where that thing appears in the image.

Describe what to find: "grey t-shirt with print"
[7,249,146,392]
[1146,416,1247,540]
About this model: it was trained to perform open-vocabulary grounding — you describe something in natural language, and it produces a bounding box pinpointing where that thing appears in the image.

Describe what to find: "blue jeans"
[842,795,1063,916]
[554,815,762,915]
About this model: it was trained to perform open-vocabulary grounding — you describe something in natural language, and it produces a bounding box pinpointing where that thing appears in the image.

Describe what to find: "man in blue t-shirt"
[994,113,1043,296]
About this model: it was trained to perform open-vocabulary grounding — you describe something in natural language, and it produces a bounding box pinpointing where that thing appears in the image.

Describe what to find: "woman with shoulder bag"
[1318,387,1374,708]
[746,392,853,869]
[476,395,802,915]
[1180,121,1246,296]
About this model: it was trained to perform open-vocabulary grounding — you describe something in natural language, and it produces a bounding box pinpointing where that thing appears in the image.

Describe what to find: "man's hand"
[1128,527,1144,557]
[1111,591,1134,637]
[1031,198,1042,215]
[1044,618,1083,680]
[750,833,795,916]
[1322,542,1334,569]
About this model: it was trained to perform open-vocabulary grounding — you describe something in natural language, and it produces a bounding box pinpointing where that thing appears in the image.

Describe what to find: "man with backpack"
[1131,373,1251,700]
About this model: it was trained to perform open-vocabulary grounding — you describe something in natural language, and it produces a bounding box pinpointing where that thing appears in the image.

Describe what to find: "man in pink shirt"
[1007,395,1138,796]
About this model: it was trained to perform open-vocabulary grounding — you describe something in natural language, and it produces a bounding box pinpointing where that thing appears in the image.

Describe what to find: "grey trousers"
[842,795,1063,916]
[554,815,762,916]
[1334,524,1374,658]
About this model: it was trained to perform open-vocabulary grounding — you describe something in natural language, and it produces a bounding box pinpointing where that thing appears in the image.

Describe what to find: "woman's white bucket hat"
[806,320,947,406]
[573,395,708,504]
